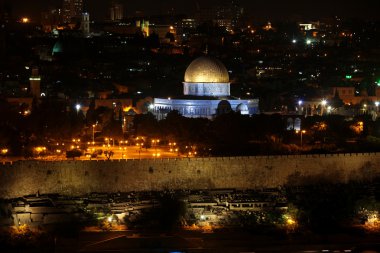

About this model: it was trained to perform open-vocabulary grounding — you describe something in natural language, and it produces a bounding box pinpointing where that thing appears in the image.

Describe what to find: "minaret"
[80,2,90,36]
[29,68,41,99]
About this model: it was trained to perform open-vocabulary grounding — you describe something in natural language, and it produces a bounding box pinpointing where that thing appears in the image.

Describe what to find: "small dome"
[52,41,64,55]
[184,56,229,83]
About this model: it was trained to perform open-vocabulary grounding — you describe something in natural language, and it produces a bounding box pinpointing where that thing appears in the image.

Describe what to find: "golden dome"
[184,56,229,83]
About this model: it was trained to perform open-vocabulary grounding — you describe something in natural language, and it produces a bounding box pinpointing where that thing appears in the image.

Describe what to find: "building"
[195,0,243,31]
[41,8,63,33]
[62,0,83,23]
[0,0,11,24]
[110,2,124,21]
[29,68,41,99]
[152,56,259,119]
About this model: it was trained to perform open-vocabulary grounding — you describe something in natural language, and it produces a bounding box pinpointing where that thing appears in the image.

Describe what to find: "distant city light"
[75,104,81,111]
[321,99,327,106]
[345,75,352,79]
[306,39,312,45]
[21,17,29,23]
[1,148,8,155]
[298,100,303,106]
[292,39,297,44]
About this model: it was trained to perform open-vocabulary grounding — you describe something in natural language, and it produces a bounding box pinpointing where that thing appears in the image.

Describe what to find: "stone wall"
[1,153,380,199]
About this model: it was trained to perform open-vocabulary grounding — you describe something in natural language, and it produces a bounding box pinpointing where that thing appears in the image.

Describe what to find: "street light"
[321,99,327,115]
[375,101,379,112]
[92,124,96,144]
[296,130,306,147]
[1,148,8,155]
[75,104,81,114]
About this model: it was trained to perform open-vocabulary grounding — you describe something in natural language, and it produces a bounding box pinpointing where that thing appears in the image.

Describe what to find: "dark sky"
[9,0,380,22]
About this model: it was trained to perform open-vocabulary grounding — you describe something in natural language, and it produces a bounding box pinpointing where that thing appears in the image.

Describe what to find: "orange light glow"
[21,17,29,23]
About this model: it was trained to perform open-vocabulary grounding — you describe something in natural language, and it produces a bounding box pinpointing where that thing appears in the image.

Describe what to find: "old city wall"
[1,153,380,199]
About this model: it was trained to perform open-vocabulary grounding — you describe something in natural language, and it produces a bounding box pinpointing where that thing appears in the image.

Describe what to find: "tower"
[81,12,90,35]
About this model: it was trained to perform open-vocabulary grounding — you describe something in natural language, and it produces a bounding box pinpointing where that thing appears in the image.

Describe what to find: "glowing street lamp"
[296,130,306,147]
[1,148,8,155]
[327,106,332,114]
[92,124,96,144]
[363,104,367,114]
[75,104,81,114]
[375,101,379,112]
[321,99,327,115]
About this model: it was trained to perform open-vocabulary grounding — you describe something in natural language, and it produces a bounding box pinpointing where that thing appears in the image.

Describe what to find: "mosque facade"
[152,56,259,119]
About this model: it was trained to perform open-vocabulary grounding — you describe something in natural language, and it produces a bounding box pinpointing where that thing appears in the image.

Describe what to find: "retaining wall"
[1,153,380,198]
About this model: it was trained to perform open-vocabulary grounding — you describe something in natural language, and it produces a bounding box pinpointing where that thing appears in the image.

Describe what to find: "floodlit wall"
[1,153,380,198]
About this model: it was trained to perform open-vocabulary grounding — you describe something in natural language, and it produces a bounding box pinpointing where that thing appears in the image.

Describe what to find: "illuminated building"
[136,20,149,36]
[110,2,124,21]
[263,22,274,31]
[178,19,197,30]
[152,56,259,119]
[298,22,320,31]
[29,68,41,99]
[41,8,63,33]
[62,0,83,23]
[195,0,243,31]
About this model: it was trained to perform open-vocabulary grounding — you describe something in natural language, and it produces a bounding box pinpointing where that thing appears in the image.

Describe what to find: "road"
[52,230,380,253]
[1,145,192,163]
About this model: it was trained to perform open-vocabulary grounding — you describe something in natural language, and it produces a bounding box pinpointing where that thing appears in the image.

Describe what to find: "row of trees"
[0,98,123,156]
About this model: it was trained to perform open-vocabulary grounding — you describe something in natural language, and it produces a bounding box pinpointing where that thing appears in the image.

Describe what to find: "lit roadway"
[84,145,185,160]
[0,145,194,162]
[0,145,190,162]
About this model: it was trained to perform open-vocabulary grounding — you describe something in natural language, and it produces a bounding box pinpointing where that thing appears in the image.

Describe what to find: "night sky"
[9,0,380,22]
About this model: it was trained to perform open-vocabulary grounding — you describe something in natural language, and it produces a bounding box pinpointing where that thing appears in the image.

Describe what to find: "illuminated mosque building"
[152,56,259,119]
